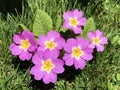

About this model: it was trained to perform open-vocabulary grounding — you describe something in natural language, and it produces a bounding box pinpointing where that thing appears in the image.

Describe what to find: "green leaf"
[59,27,67,33]
[33,10,53,37]
[18,24,28,31]
[56,15,66,32]
[116,73,120,81]
[117,39,120,45]
[107,80,113,90]
[55,15,62,31]
[111,35,120,45]
[81,17,96,39]
[112,86,119,90]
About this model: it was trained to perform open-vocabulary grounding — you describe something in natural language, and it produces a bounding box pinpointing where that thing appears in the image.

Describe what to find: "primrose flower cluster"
[10,9,108,84]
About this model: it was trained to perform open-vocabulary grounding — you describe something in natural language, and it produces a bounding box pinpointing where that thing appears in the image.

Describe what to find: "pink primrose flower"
[37,30,65,53]
[63,37,93,70]
[10,30,36,61]
[87,30,108,52]
[30,50,65,84]
[63,9,86,34]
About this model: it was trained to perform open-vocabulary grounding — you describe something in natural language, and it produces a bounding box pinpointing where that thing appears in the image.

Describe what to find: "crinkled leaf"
[81,17,96,39]
[55,15,62,31]
[117,39,120,45]
[33,10,53,37]
[56,15,67,32]
[116,73,120,81]
[107,80,113,90]
[103,0,120,13]
[59,27,67,33]
[111,35,120,45]
[112,86,120,90]
[18,24,28,31]
[111,35,119,44]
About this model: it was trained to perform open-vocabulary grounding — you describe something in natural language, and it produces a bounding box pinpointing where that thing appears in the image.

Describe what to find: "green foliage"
[116,73,120,81]
[81,17,96,39]
[18,24,28,31]
[55,15,62,31]
[111,35,120,46]
[103,0,120,13]
[107,73,120,90]
[0,0,120,90]
[33,10,53,37]
[55,15,67,33]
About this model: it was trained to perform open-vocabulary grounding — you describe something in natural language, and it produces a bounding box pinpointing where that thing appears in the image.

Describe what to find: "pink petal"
[63,10,73,20]
[10,43,16,50]
[10,44,23,55]
[63,21,72,29]
[63,43,72,53]
[43,74,50,84]
[34,71,45,80]
[78,17,87,26]
[74,59,79,70]
[30,65,41,75]
[81,53,93,60]
[28,45,36,52]
[32,53,42,65]
[87,32,96,39]
[43,72,57,84]
[74,59,86,70]
[49,72,57,83]
[72,26,82,34]
[83,48,93,54]
[37,35,47,47]
[52,66,64,74]
[78,59,86,69]
[37,46,46,52]
[30,66,45,80]
[22,30,34,40]
[43,50,59,60]
[19,51,32,61]
[100,37,108,44]
[55,37,65,50]
[77,37,89,49]
[95,30,103,38]
[65,57,74,66]
[13,34,23,44]
[73,9,83,18]
[53,59,64,66]
[47,30,60,39]
[63,53,71,60]
[88,43,95,49]
[67,38,77,47]
[96,45,104,52]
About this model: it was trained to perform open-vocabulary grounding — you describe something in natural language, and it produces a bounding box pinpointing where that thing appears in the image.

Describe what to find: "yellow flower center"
[45,39,57,50]
[72,46,84,60]
[20,39,30,51]
[41,59,55,73]
[93,37,101,45]
[70,17,79,27]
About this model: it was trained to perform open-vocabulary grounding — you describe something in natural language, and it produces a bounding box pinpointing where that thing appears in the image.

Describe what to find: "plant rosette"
[9,9,108,84]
